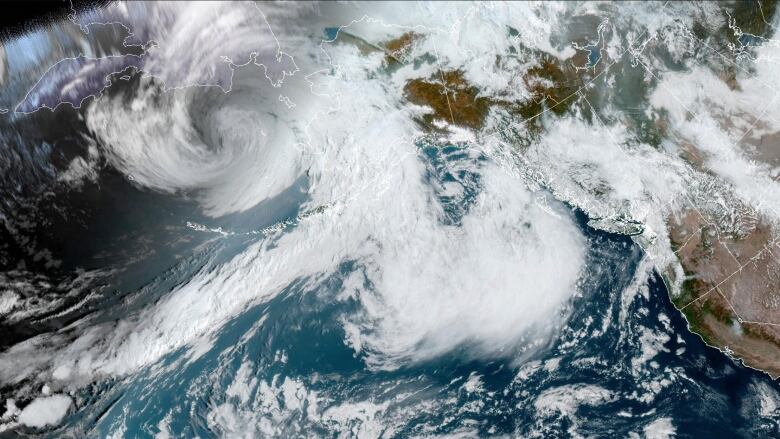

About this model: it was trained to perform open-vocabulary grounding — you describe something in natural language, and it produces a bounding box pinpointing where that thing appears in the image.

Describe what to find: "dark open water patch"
[23,208,776,438]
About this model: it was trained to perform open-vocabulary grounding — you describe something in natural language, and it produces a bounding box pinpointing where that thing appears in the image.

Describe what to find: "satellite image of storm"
[6,0,780,437]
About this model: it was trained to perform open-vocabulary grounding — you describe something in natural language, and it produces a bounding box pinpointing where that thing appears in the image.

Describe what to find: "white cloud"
[17,395,72,429]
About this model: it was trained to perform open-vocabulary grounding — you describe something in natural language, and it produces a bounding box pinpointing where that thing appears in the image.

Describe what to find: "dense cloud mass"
[1,1,780,437]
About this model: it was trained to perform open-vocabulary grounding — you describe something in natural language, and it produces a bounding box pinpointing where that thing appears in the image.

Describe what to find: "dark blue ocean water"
[3,4,780,437]
[37,144,780,438]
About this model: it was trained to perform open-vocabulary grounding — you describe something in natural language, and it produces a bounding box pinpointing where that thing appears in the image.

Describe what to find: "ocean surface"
[2,3,780,438]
